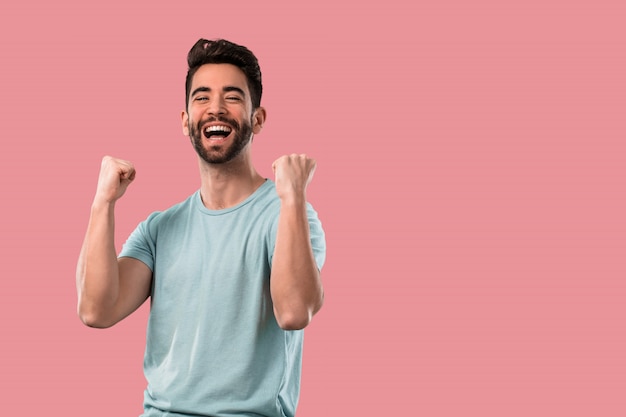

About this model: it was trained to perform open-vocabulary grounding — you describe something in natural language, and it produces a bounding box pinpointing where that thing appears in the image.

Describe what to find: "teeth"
[205,125,231,133]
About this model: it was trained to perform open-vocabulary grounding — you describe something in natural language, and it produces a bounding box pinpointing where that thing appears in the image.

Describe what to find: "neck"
[197,153,265,210]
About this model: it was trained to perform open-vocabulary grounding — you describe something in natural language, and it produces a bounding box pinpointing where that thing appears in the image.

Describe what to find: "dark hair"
[185,38,263,110]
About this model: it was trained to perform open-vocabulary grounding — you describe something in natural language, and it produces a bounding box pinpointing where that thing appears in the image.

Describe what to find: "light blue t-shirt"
[119,180,326,417]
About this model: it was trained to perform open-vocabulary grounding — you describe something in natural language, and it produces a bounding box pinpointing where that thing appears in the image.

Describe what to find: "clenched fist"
[272,154,316,202]
[94,156,136,205]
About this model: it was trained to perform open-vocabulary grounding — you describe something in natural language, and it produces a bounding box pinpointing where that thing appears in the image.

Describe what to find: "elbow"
[79,313,115,329]
[274,296,323,331]
[77,304,116,329]
[79,317,111,329]
[275,311,312,330]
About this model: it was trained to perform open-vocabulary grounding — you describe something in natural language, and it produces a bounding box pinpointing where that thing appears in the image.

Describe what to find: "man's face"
[182,63,263,164]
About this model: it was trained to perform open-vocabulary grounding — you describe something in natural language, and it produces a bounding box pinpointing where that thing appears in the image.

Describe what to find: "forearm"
[76,202,121,327]
[271,198,323,330]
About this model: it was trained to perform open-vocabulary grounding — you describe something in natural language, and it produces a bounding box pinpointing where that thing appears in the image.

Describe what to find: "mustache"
[198,116,241,131]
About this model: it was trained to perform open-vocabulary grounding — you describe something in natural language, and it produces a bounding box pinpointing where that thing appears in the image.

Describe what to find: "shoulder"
[139,192,198,231]
[247,179,281,212]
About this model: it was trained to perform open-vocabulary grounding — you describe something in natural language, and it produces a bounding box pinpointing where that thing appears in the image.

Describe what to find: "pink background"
[0,0,624,415]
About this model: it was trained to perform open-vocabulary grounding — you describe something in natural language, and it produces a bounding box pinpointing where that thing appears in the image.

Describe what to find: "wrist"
[279,192,306,207]
[91,198,116,213]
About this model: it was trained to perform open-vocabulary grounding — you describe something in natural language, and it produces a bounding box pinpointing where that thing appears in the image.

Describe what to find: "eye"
[195,96,209,102]
[226,96,242,102]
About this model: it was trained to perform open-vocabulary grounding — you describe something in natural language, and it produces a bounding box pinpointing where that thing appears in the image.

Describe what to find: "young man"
[76,38,326,417]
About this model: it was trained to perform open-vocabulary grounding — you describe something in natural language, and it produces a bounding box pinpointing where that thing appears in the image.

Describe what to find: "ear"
[181,110,190,136]
[252,107,267,134]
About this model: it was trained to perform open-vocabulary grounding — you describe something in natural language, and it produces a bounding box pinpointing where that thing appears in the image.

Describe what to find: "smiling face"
[182,63,265,165]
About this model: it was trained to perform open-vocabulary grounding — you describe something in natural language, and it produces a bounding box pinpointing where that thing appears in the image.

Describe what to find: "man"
[76,38,326,417]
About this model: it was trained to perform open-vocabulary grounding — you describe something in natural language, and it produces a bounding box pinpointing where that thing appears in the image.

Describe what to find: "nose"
[207,96,226,116]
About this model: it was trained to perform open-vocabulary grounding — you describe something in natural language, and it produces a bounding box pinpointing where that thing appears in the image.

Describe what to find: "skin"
[76,63,323,330]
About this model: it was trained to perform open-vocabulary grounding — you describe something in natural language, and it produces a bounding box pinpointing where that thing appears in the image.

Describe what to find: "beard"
[189,115,254,164]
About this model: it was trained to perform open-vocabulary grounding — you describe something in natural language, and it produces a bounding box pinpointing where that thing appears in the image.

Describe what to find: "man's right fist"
[94,156,136,205]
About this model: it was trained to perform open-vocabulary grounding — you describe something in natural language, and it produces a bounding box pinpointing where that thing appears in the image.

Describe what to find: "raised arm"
[76,156,152,328]
[270,154,324,330]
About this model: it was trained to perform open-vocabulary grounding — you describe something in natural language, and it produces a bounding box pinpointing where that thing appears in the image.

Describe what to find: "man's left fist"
[272,154,316,201]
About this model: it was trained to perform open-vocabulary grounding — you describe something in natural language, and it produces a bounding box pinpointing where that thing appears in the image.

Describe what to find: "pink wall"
[0,1,624,415]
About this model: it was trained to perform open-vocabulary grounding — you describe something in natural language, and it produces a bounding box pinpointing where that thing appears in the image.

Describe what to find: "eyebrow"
[191,86,246,97]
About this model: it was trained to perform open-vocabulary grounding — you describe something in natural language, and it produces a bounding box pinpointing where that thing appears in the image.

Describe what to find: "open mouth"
[203,125,232,140]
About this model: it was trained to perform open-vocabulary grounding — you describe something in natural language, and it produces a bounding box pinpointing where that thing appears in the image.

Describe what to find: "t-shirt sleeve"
[307,203,327,271]
[268,203,327,271]
[118,212,160,272]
